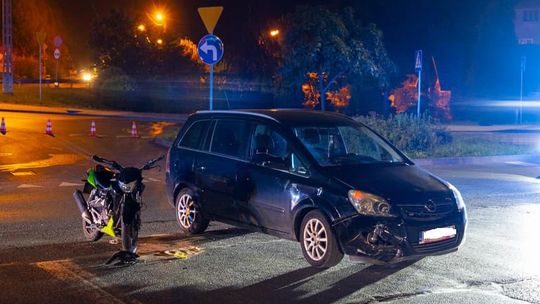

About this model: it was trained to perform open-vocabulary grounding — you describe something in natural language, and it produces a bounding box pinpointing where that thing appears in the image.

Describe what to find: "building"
[515,0,540,45]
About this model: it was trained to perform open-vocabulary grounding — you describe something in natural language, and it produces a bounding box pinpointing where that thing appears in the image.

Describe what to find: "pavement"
[1,106,540,303]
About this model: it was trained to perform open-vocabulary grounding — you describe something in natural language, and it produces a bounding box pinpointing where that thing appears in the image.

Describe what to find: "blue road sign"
[197,34,224,65]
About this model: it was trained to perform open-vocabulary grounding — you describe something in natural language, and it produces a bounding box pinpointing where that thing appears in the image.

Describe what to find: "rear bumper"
[165,172,175,207]
[333,208,467,264]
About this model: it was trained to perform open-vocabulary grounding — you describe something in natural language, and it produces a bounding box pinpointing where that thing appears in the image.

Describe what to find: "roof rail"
[195,110,279,122]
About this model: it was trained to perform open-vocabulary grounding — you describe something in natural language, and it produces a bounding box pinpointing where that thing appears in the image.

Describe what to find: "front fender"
[291,195,342,241]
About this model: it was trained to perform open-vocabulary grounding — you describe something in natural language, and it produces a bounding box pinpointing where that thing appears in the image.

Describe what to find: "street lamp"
[156,38,163,45]
[137,24,146,32]
[270,29,280,37]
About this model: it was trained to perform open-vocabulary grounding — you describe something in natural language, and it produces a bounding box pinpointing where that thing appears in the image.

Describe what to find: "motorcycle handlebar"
[91,155,123,171]
[141,155,165,170]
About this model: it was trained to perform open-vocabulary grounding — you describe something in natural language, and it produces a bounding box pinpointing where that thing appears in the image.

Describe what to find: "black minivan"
[165,110,466,268]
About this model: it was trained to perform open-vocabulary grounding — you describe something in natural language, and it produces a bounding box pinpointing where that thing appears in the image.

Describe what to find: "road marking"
[68,133,83,137]
[146,177,161,182]
[0,154,82,172]
[35,260,140,304]
[17,184,43,189]
[0,152,13,157]
[59,182,84,187]
[10,171,36,176]
[505,161,540,167]
[115,135,131,138]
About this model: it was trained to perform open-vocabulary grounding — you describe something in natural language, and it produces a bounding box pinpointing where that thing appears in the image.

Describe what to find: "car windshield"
[293,125,404,166]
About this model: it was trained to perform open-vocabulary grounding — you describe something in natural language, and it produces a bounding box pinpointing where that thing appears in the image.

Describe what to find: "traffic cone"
[89,120,96,137]
[0,117,6,135]
[45,119,54,136]
[131,121,139,138]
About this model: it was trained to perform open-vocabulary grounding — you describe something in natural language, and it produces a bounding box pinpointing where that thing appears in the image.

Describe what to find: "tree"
[274,5,395,110]
[89,9,203,78]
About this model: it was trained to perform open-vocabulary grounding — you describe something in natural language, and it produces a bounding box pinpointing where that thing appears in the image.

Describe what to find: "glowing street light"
[137,24,146,32]
[155,12,164,23]
[156,38,163,45]
[270,29,280,37]
[82,72,93,82]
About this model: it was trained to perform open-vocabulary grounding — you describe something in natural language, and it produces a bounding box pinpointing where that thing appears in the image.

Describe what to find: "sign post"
[53,36,62,88]
[415,50,423,117]
[36,31,46,101]
[197,6,224,111]
[519,55,526,124]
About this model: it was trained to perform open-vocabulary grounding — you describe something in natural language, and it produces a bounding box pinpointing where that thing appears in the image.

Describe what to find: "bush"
[354,113,452,158]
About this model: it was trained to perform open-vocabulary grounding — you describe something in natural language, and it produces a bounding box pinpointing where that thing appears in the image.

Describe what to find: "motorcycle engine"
[87,189,108,209]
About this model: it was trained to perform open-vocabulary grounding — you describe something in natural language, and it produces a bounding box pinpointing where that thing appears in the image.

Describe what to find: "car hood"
[323,163,453,205]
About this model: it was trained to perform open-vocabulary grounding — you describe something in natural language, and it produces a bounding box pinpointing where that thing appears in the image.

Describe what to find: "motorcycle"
[73,154,164,262]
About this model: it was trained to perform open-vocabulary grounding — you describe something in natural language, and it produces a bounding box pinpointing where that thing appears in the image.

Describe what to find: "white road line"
[0,152,13,157]
[17,184,43,189]
[505,161,540,167]
[35,260,141,304]
[59,182,84,187]
[146,177,161,182]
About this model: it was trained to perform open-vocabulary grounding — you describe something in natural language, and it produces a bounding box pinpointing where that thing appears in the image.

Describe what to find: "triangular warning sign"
[198,6,223,34]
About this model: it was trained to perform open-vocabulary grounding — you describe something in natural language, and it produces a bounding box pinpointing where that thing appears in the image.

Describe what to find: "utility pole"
[519,55,526,124]
[415,50,423,117]
[2,0,13,94]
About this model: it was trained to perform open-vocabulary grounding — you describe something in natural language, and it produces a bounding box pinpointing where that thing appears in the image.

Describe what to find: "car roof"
[193,109,355,127]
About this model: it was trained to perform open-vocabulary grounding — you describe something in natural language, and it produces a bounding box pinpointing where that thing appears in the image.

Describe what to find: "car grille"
[399,200,456,221]
[412,237,458,254]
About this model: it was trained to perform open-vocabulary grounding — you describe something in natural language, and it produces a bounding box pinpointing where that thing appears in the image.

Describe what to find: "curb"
[413,154,540,166]
[0,104,189,123]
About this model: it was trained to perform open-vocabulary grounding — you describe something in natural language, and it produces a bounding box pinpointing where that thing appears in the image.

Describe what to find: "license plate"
[419,226,456,244]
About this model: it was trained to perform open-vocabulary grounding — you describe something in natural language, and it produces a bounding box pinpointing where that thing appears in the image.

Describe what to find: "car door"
[195,118,252,222]
[239,123,310,234]
[169,119,213,194]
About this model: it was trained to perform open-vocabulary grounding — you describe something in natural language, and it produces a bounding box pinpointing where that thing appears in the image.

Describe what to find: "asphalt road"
[1,111,540,304]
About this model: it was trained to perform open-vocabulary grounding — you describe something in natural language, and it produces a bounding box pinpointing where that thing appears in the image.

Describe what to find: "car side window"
[178,120,211,150]
[250,124,288,161]
[250,124,309,175]
[210,119,251,159]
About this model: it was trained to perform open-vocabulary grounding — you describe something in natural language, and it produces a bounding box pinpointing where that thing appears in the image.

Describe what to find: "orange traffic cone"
[45,119,54,136]
[131,121,139,138]
[89,120,96,137]
[0,117,6,135]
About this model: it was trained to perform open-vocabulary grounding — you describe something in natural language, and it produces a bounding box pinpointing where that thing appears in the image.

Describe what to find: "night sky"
[10,0,524,96]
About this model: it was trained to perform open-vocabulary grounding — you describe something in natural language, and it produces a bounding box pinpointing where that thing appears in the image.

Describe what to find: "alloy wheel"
[177,193,196,229]
[303,218,328,261]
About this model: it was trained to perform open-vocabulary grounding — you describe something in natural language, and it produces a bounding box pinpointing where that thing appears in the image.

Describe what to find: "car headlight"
[348,190,396,217]
[118,180,137,193]
[447,182,466,210]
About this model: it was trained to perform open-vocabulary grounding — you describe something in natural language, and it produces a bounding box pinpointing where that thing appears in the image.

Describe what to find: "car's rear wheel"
[176,188,209,235]
[300,210,343,268]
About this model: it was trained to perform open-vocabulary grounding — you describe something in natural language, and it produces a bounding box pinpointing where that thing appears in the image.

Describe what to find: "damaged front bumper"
[333,209,467,264]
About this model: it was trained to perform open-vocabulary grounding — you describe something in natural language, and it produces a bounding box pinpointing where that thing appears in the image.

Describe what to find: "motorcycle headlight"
[118,180,137,193]
[348,190,396,217]
[447,182,466,210]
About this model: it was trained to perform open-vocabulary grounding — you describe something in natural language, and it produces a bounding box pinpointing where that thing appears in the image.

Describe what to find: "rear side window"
[178,120,211,150]
[210,119,251,159]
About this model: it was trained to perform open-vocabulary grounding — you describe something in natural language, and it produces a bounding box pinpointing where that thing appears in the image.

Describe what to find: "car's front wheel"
[176,188,209,235]
[300,210,343,268]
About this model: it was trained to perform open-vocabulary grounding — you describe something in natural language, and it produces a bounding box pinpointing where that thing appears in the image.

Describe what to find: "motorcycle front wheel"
[82,218,104,241]
[121,211,140,253]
